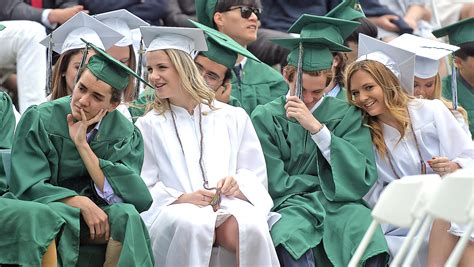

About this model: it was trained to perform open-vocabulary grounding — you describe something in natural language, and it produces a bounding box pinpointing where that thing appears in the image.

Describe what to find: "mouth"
[247,25,257,30]
[363,99,376,109]
[154,83,165,89]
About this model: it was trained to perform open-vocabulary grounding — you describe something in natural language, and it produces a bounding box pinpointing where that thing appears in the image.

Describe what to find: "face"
[214,5,259,46]
[349,70,388,117]
[146,50,182,100]
[107,45,131,66]
[194,55,228,91]
[456,55,474,83]
[70,69,119,121]
[414,76,436,99]
[64,50,94,94]
[287,72,329,109]
[346,41,358,63]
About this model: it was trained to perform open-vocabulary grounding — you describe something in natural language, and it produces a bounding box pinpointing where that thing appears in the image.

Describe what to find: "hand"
[403,16,418,31]
[67,109,106,146]
[214,82,232,103]
[370,15,400,32]
[285,96,323,134]
[428,157,461,176]
[173,189,216,207]
[217,176,240,197]
[62,196,109,240]
[48,5,88,25]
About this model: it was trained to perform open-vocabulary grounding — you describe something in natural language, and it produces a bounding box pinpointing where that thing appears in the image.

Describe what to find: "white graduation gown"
[364,99,474,266]
[135,101,279,267]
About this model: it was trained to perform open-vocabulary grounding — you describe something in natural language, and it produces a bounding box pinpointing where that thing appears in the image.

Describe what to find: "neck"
[325,80,337,94]
[169,95,198,115]
[236,54,245,64]
[377,111,403,132]
[459,69,474,88]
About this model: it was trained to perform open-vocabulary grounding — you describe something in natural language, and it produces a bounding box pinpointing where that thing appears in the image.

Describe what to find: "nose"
[78,93,89,106]
[149,71,160,83]
[302,91,312,103]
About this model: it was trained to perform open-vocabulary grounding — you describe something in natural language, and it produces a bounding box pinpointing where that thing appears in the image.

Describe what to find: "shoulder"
[243,60,285,84]
[251,96,286,119]
[315,97,361,122]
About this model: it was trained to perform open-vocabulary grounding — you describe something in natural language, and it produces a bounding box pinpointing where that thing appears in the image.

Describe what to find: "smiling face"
[414,75,436,99]
[194,55,228,91]
[285,68,331,109]
[146,50,183,101]
[70,69,119,121]
[348,69,389,118]
[214,5,259,46]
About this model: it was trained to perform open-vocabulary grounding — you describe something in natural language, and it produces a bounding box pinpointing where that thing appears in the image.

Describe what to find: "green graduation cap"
[325,0,365,21]
[0,24,5,31]
[189,20,261,69]
[288,15,360,46]
[80,38,153,91]
[196,0,218,28]
[432,17,474,46]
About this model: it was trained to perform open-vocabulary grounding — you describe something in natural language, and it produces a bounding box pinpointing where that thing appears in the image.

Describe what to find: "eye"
[365,85,374,91]
[147,67,153,74]
[351,90,360,97]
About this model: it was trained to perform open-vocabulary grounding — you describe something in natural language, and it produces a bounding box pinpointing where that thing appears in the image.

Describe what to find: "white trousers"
[0,20,47,113]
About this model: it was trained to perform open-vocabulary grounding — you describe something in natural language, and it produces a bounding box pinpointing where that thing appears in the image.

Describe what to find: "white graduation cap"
[140,26,208,55]
[40,12,123,54]
[357,33,416,95]
[389,34,459,79]
[94,9,150,47]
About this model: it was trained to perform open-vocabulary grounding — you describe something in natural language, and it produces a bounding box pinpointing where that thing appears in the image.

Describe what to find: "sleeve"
[135,117,183,209]
[431,100,474,168]
[232,108,274,215]
[125,0,169,23]
[94,177,123,204]
[9,107,78,203]
[359,0,397,16]
[0,0,43,23]
[163,0,196,27]
[0,92,16,149]
[310,125,331,162]
[97,125,153,212]
[79,0,139,14]
[316,105,379,202]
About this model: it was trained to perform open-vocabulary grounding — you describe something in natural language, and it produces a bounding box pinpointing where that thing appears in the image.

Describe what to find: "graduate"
[135,26,279,266]
[196,0,289,115]
[433,17,474,137]
[389,33,470,136]
[9,40,154,267]
[94,9,150,102]
[0,88,65,267]
[251,15,389,267]
[345,34,474,266]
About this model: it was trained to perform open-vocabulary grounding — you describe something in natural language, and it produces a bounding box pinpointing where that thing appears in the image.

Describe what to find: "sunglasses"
[227,6,261,19]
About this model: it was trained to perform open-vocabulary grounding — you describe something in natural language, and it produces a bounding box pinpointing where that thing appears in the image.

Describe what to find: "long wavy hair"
[149,49,215,114]
[122,45,137,102]
[427,73,468,122]
[345,60,412,157]
[51,48,83,100]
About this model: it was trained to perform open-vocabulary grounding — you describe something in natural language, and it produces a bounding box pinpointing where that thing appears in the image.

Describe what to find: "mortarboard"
[326,0,365,21]
[432,17,474,46]
[195,0,218,28]
[140,26,208,55]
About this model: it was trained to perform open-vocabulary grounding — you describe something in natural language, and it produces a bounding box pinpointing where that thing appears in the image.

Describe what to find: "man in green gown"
[0,89,65,267]
[9,41,154,266]
[196,0,289,115]
[432,17,474,137]
[251,15,389,266]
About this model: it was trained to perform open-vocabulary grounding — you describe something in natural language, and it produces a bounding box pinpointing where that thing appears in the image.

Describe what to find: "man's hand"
[285,96,323,134]
[62,196,110,241]
[368,15,400,32]
[214,82,232,103]
[48,5,87,25]
[67,109,106,147]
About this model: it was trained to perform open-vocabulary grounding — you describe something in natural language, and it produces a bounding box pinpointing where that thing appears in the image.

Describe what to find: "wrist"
[310,124,324,135]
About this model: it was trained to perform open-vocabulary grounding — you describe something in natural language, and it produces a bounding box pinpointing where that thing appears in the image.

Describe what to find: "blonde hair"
[148,49,215,114]
[429,73,468,123]
[345,60,413,157]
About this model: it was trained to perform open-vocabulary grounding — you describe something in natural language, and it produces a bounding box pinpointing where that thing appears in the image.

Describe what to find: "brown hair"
[122,45,137,102]
[429,73,468,122]
[50,48,83,100]
[345,60,412,157]
[284,65,333,86]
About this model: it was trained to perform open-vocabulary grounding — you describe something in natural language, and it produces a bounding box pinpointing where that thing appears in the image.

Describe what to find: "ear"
[107,100,120,112]
[282,67,290,83]
[453,56,462,68]
[214,12,224,30]
[333,54,341,67]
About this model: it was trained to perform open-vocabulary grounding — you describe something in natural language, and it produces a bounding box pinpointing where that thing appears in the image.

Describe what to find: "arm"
[404,3,432,29]
[0,92,16,149]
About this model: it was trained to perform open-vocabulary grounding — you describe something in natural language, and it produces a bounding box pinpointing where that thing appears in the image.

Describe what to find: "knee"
[215,216,239,252]
[106,203,141,225]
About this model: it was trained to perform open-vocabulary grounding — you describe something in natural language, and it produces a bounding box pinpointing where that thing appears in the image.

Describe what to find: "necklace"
[386,109,427,179]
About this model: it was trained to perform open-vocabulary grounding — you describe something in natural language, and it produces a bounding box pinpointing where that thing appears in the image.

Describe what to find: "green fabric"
[10,96,154,267]
[336,87,348,101]
[326,0,365,21]
[432,17,474,46]
[287,44,334,72]
[0,24,4,31]
[195,0,218,28]
[251,96,389,266]
[83,39,153,90]
[231,59,288,114]
[190,20,260,69]
[0,92,15,194]
[442,73,474,137]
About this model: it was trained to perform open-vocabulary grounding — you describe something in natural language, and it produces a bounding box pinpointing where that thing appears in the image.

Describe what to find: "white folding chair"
[348,174,441,267]
[402,169,474,267]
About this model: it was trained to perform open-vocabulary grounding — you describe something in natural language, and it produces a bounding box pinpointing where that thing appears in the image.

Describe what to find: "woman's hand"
[173,189,216,207]
[428,157,461,176]
[217,176,240,197]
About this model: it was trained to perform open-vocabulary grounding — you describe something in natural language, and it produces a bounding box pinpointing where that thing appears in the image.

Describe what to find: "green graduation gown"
[0,92,66,266]
[442,73,474,137]
[231,60,288,115]
[251,96,389,266]
[9,96,154,267]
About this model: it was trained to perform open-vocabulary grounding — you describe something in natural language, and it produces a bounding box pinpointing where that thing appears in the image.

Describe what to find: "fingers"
[220,176,239,196]
[66,114,74,127]
[104,219,110,241]
[90,109,107,124]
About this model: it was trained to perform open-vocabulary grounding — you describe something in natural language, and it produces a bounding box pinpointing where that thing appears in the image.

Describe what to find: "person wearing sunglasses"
[196,0,289,115]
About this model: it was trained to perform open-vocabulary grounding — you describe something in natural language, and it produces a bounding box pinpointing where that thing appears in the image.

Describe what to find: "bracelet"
[310,124,324,135]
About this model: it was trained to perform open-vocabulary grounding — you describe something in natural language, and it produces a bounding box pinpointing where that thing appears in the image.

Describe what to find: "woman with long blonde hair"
[135,26,279,267]
[346,34,474,266]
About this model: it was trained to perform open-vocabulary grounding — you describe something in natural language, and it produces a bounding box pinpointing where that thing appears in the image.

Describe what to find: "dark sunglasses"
[227,6,261,19]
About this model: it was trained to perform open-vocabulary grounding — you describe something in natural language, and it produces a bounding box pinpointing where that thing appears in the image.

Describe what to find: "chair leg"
[103,239,122,267]
[445,222,474,267]
[42,239,57,267]
[348,221,379,267]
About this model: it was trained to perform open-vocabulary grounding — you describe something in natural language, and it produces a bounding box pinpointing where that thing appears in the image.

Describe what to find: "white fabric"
[102,18,132,47]
[358,51,401,79]
[308,96,332,162]
[0,20,47,113]
[41,9,57,29]
[135,101,279,267]
[147,34,196,55]
[364,98,474,265]
[62,27,105,54]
